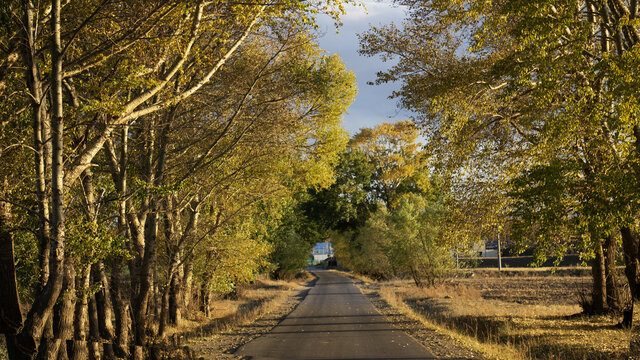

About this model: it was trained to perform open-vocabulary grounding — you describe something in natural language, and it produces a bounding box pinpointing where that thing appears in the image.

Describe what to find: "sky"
[314,1,413,135]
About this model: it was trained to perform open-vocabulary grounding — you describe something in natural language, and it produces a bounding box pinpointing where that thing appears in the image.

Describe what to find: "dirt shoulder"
[336,270,486,360]
[342,268,631,360]
[185,276,316,359]
[184,269,487,360]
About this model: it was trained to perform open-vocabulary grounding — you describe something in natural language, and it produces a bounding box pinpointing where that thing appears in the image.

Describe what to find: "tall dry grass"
[377,275,630,360]
[168,274,312,342]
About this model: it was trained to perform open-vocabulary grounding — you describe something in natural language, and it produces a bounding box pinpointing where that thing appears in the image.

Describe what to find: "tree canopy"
[359,0,640,349]
[0,1,356,358]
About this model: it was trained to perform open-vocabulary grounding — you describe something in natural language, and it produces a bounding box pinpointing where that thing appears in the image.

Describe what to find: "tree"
[313,121,459,283]
[0,1,357,358]
[359,0,640,349]
[350,120,423,207]
[382,193,451,287]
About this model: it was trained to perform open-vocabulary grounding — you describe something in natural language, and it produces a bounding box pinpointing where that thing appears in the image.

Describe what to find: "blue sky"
[315,1,413,135]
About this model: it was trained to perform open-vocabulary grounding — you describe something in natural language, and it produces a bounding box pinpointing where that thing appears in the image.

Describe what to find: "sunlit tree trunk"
[183,259,194,313]
[604,233,621,310]
[107,125,131,357]
[15,1,68,357]
[71,269,90,360]
[592,238,607,314]
[52,254,76,360]
[93,261,115,341]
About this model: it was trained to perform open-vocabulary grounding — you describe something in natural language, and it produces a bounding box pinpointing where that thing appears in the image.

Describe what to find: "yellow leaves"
[350,120,423,204]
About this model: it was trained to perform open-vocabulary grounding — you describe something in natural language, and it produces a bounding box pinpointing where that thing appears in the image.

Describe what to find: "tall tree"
[360,0,640,349]
[0,1,357,358]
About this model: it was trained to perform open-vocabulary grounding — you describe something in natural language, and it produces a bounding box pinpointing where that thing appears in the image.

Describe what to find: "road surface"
[237,271,435,360]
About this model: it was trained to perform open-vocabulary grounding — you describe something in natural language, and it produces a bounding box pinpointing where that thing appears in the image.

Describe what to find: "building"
[311,242,334,263]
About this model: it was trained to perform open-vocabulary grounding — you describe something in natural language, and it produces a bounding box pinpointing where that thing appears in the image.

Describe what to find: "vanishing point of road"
[237,270,435,360]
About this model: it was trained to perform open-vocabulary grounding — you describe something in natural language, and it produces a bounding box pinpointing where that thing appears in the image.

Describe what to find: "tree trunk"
[158,281,171,338]
[201,287,212,318]
[0,179,23,358]
[71,269,90,360]
[106,127,131,357]
[20,0,53,293]
[131,207,159,346]
[153,263,161,320]
[410,266,423,288]
[604,233,621,310]
[77,168,105,360]
[110,258,129,357]
[129,214,149,347]
[88,288,100,342]
[169,270,183,326]
[169,242,185,326]
[183,260,194,314]
[52,254,76,360]
[15,2,68,357]
[104,125,131,357]
[621,226,640,354]
[86,298,101,360]
[631,299,640,357]
[621,227,640,301]
[93,261,115,341]
[592,238,607,314]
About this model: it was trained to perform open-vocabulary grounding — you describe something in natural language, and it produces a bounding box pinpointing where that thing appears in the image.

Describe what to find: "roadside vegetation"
[355,0,640,354]
[302,120,472,286]
[0,1,356,359]
[4,0,640,359]
[364,269,629,360]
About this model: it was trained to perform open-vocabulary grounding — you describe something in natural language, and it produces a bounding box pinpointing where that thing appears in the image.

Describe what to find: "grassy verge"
[377,283,523,360]
[169,274,312,341]
[182,273,315,359]
[372,271,630,360]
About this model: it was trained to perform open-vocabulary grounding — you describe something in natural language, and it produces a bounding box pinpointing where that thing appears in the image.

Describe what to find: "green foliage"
[13,231,39,303]
[262,197,321,278]
[333,226,394,280]
[267,224,313,279]
[334,192,453,285]
[193,221,272,296]
[358,0,640,268]
[508,160,580,264]
[301,149,377,232]
[66,217,129,273]
[350,120,423,207]
[311,122,458,284]
[382,193,452,286]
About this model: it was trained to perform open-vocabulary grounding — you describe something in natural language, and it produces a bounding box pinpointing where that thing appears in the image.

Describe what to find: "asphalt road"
[237,271,435,360]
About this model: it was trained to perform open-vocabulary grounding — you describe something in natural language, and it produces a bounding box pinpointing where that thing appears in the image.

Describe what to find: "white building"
[311,242,334,263]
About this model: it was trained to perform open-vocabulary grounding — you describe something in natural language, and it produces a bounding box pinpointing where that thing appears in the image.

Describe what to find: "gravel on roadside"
[187,279,315,359]
[345,273,486,360]
[187,270,485,360]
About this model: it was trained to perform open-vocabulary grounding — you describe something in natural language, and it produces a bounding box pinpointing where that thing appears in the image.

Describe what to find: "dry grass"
[377,284,525,360]
[377,271,631,360]
[167,273,313,341]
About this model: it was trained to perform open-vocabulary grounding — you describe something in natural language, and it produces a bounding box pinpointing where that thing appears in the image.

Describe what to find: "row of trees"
[358,0,640,352]
[0,1,356,359]
[302,121,462,287]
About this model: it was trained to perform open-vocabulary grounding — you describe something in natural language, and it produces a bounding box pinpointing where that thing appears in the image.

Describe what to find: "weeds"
[375,271,629,360]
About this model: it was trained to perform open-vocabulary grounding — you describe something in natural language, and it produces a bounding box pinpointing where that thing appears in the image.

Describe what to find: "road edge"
[331,270,489,360]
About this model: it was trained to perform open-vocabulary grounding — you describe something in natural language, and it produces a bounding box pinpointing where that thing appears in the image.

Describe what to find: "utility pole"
[497,231,502,271]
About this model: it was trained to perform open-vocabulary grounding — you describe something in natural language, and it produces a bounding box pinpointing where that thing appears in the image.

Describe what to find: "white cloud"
[314,1,413,134]
[341,0,404,22]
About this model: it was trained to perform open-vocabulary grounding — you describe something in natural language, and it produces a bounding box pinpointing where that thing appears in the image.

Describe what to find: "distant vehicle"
[485,240,498,250]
